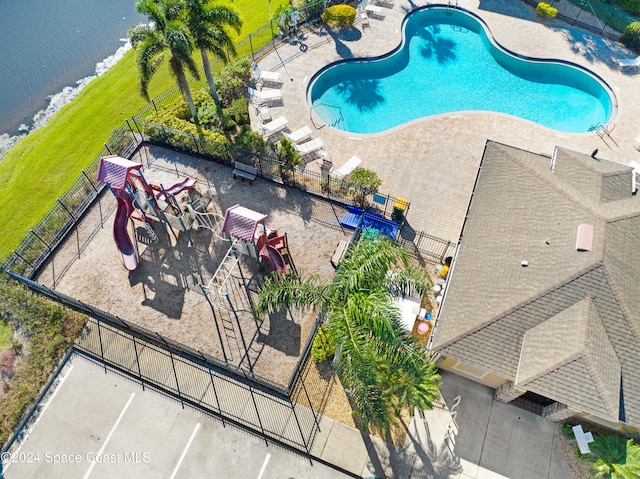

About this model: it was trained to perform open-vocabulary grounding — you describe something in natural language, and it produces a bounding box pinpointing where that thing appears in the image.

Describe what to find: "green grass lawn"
[0,319,12,350]
[0,0,288,261]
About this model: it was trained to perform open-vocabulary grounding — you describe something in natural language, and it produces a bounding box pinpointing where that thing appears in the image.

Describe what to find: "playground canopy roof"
[221,204,267,242]
[97,155,143,189]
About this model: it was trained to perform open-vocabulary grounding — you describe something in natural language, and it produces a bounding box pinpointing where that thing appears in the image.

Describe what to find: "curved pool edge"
[306,5,619,135]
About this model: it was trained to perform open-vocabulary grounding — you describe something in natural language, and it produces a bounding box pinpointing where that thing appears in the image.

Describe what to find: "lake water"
[0,0,145,152]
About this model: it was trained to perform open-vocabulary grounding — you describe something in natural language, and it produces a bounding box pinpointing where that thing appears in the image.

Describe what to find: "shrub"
[223,97,250,128]
[621,22,640,50]
[348,167,381,207]
[215,57,252,107]
[272,4,297,34]
[322,5,356,28]
[197,99,222,130]
[311,325,335,363]
[536,2,558,18]
[0,277,87,444]
[235,125,266,154]
[270,137,301,177]
[617,0,640,15]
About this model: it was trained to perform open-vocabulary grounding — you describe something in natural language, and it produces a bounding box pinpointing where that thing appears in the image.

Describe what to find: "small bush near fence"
[322,5,357,28]
[617,0,640,15]
[621,21,640,49]
[311,325,335,363]
[536,2,558,18]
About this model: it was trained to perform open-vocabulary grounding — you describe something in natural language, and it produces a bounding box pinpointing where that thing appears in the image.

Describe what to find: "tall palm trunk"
[200,49,220,105]
[177,72,198,123]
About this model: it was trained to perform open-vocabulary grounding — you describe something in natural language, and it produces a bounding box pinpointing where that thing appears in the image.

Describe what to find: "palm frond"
[255,271,331,315]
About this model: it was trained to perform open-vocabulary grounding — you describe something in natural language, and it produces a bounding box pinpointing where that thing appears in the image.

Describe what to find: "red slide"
[260,244,286,279]
[112,189,138,271]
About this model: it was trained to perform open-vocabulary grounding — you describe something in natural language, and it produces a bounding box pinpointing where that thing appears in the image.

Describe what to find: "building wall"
[437,356,506,389]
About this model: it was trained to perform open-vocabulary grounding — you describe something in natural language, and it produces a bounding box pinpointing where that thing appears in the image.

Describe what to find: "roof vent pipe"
[576,224,594,252]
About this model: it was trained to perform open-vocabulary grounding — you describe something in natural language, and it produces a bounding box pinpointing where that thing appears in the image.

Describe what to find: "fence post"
[152,99,159,114]
[169,351,184,408]
[96,319,107,374]
[82,171,98,192]
[248,385,268,446]
[57,198,77,221]
[10,250,35,270]
[30,229,52,253]
[125,119,139,144]
[207,368,224,421]
[132,336,145,391]
[249,33,255,60]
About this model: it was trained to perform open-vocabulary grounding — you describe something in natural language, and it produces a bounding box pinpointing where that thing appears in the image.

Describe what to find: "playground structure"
[97,155,203,271]
[98,155,295,369]
[197,204,292,369]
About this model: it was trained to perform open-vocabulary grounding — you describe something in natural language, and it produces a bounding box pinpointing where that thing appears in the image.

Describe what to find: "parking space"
[2,354,354,479]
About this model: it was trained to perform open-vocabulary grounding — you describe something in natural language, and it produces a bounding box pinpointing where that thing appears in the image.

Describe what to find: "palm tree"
[129,0,200,121]
[256,229,441,433]
[590,438,640,478]
[184,0,242,105]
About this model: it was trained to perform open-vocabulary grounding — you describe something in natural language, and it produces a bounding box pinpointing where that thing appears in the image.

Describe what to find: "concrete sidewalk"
[311,371,574,478]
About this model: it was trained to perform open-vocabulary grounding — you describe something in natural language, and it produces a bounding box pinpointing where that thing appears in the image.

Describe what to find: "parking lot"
[2,354,355,479]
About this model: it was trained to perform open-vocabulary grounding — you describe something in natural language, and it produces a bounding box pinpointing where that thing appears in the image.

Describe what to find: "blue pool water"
[308,7,615,134]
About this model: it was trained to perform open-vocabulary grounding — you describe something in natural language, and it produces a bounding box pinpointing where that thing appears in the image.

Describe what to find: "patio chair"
[359,10,370,28]
[332,155,363,179]
[283,125,312,143]
[247,87,282,104]
[616,55,640,72]
[252,62,283,86]
[257,116,289,137]
[294,138,324,157]
[255,104,272,122]
[365,4,385,18]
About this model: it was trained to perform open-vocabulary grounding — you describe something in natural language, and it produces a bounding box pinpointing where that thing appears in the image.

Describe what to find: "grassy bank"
[0,0,287,260]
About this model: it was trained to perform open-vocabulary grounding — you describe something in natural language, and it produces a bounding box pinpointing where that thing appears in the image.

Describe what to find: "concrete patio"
[251,0,640,244]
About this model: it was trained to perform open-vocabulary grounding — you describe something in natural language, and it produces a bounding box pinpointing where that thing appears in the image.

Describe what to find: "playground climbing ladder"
[200,239,249,365]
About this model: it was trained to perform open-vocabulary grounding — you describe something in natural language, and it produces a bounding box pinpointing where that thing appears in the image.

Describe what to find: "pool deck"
[252,0,640,244]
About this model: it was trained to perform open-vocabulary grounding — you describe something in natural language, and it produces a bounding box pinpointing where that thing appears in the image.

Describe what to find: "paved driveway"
[2,354,355,479]
[405,371,574,479]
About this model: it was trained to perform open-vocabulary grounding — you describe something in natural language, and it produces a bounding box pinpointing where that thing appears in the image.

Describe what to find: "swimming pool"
[307,7,616,134]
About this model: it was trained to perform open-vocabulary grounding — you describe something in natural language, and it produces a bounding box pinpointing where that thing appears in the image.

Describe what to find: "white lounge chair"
[258,116,289,137]
[252,63,283,86]
[247,87,282,104]
[616,55,640,72]
[365,4,384,17]
[283,126,313,143]
[332,155,363,179]
[295,138,324,157]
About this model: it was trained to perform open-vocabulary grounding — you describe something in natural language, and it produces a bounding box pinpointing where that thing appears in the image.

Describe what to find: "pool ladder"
[310,103,346,130]
[447,0,459,10]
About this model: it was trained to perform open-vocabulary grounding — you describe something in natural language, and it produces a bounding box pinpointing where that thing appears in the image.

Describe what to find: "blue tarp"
[340,206,400,240]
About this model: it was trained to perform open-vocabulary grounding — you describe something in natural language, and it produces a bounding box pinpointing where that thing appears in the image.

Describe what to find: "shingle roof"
[432,141,640,425]
[516,297,621,420]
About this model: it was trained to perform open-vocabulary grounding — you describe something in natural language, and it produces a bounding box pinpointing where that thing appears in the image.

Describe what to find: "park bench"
[331,240,349,268]
[233,162,257,184]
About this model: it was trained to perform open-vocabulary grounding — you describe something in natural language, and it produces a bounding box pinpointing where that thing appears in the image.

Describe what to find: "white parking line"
[83,392,135,479]
[169,422,201,479]
[257,453,271,479]
[4,364,75,472]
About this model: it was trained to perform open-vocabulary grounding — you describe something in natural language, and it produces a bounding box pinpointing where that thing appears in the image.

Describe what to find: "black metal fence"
[132,118,411,216]
[5,271,322,453]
